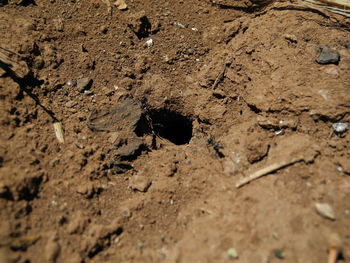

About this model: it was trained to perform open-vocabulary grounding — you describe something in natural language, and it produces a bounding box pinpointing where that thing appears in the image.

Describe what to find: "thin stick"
[211,65,226,89]
[0,49,58,122]
[327,248,338,263]
[235,158,302,188]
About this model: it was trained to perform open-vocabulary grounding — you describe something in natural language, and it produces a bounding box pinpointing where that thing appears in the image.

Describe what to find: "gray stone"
[76,77,92,92]
[316,48,340,65]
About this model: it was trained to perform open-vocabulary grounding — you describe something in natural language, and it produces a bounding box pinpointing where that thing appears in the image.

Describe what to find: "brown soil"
[1,0,350,262]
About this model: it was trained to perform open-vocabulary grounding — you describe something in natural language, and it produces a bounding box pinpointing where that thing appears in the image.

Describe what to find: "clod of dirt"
[316,47,340,65]
[115,137,145,160]
[0,168,43,201]
[67,211,89,235]
[3,234,40,251]
[81,220,123,259]
[128,174,151,192]
[127,11,160,39]
[45,236,60,263]
[0,247,19,263]
[257,116,298,130]
[246,140,269,164]
[76,182,101,199]
[76,77,92,92]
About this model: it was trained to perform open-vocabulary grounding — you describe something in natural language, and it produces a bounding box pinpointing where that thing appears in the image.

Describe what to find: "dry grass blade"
[299,0,350,17]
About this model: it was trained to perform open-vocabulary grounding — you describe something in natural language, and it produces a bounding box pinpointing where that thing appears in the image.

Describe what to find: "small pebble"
[227,248,238,259]
[76,77,92,92]
[274,249,285,259]
[66,80,77,87]
[174,22,187,28]
[316,47,340,65]
[332,122,348,134]
[275,130,284,136]
[284,34,297,43]
[145,39,153,48]
[315,203,335,220]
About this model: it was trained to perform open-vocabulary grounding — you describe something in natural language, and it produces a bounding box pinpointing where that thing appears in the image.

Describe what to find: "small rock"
[129,175,151,192]
[273,249,285,259]
[76,182,99,199]
[174,22,188,28]
[275,130,284,136]
[332,122,348,134]
[120,208,132,218]
[227,248,238,259]
[99,25,108,34]
[76,77,92,92]
[67,211,89,234]
[65,100,77,108]
[324,65,340,77]
[316,47,340,65]
[114,0,128,10]
[315,203,335,220]
[66,79,77,86]
[284,34,297,43]
[145,39,154,48]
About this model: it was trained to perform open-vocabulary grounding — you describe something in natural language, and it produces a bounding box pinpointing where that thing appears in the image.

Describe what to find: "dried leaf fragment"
[53,122,65,143]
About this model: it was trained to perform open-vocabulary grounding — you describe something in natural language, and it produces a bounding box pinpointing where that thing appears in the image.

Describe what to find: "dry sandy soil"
[0,0,350,262]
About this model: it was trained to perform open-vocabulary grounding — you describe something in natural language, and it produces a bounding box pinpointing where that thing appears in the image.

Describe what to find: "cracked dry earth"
[0,0,350,263]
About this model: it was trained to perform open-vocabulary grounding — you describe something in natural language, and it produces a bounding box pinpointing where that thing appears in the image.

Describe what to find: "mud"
[0,0,350,262]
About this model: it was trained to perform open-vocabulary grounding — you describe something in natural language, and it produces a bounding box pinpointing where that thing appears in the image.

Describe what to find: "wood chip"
[53,122,65,143]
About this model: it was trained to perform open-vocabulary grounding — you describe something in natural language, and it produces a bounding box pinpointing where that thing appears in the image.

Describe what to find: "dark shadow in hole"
[150,109,192,145]
[135,109,193,145]
[18,0,36,6]
[211,2,262,13]
[0,0,9,6]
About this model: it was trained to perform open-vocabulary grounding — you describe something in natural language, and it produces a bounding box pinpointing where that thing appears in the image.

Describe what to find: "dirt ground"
[0,0,350,262]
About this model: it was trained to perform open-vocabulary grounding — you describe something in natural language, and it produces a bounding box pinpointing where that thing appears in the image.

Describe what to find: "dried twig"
[211,65,226,89]
[0,47,65,143]
[327,232,342,263]
[235,157,302,188]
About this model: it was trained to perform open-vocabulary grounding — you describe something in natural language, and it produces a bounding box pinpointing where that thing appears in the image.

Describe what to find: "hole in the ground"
[136,109,193,145]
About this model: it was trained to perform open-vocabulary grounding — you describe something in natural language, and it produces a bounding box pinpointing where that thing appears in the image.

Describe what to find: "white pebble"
[332,122,348,133]
[146,39,154,48]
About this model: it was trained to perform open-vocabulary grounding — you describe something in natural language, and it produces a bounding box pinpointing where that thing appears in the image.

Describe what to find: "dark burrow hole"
[136,109,193,145]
